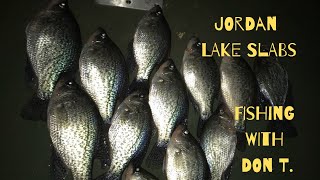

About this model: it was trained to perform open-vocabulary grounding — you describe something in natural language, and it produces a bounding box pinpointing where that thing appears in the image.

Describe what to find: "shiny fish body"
[105,90,152,179]
[253,56,288,106]
[123,163,158,180]
[26,0,81,100]
[48,77,99,180]
[133,5,171,83]
[79,28,127,124]
[165,125,209,180]
[220,55,257,132]
[149,59,189,147]
[200,110,237,180]
[182,37,220,121]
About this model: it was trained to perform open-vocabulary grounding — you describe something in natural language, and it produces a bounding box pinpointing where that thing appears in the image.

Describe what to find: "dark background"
[0,0,318,179]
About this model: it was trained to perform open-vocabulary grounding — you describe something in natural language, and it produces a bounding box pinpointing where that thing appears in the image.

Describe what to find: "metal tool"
[95,0,163,11]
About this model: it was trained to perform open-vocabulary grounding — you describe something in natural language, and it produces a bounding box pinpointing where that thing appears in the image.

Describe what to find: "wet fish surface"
[132,5,171,86]
[182,36,220,132]
[97,90,152,180]
[253,56,288,106]
[79,27,128,124]
[164,125,209,180]
[200,108,237,180]
[25,0,81,100]
[48,77,100,180]
[220,54,257,132]
[149,59,189,147]
[146,59,189,166]
[254,56,297,137]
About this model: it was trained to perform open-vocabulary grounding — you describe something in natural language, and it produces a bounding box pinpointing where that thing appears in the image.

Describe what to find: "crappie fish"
[122,163,158,180]
[200,108,237,180]
[182,36,220,132]
[132,5,171,86]
[149,59,189,147]
[26,0,81,100]
[220,54,257,132]
[253,56,288,106]
[146,59,189,167]
[47,76,100,180]
[79,27,128,124]
[98,90,152,180]
[164,125,209,180]
[254,55,297,137]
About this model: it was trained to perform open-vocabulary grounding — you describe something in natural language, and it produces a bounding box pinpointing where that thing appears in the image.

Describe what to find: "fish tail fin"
[20,93,48,121]
[145,143,166,168]
[128,79,149,93]
[236,131,247,152]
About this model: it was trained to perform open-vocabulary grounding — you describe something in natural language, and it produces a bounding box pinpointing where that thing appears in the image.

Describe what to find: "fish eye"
[67,81,73,85]
[156,11,162,16]
[136,168,140,172]
[219,109,224,115]
[196,42,201,47]
[169,64,174,70]
[183,130,189,135]
[139,94,145,98]
[101,33,106,39]
[59,2,66,8]
[65,80,75,88]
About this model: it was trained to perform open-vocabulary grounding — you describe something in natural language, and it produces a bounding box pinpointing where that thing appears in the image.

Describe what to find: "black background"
[0,0,318,179]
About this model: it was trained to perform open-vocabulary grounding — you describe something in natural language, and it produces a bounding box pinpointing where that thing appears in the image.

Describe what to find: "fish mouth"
[149,5,163,15]
[171,125,188,139]
[186,36,201,52]
[89,27,108,43]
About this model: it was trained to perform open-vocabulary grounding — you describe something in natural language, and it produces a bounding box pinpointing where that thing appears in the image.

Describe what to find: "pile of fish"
[23,0,295,179]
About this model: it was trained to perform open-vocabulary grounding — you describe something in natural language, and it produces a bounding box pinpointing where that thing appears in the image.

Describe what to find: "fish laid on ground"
[79,27,128,124]
[97,90,152,180]
[220,54,257,132]
[182,36,220,132]
[149,59,189,148]
[253,56,288,106]
[164,125,209,180]
[122,163,158,180]
[254,56,297,137]
[132,5,171,87]
[200,108,237,180]
[26,0,81,100]
[48,76,100,180]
